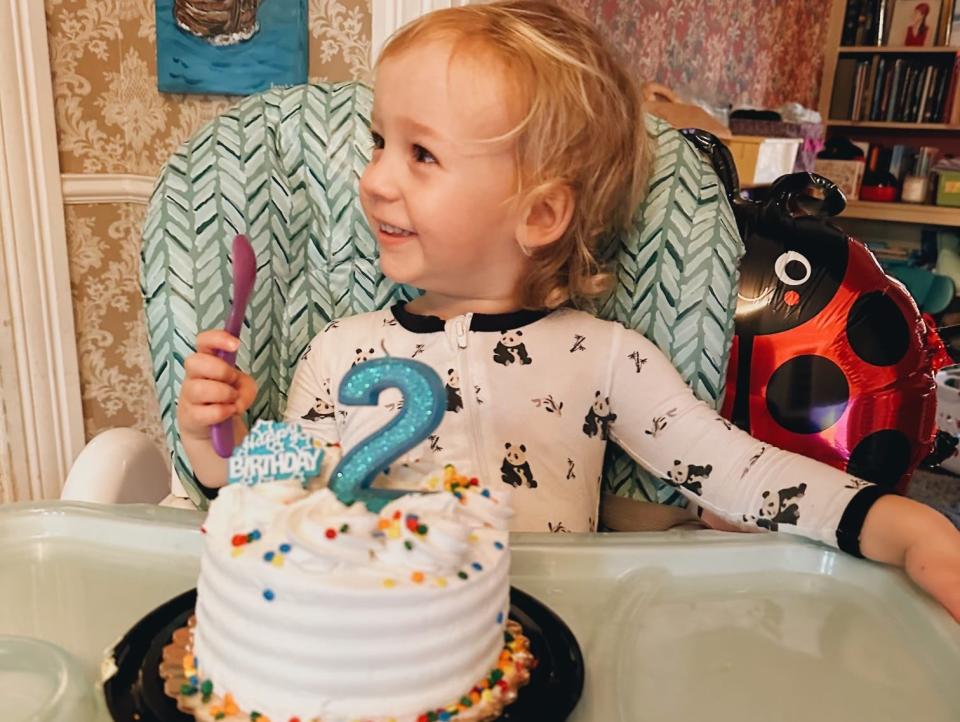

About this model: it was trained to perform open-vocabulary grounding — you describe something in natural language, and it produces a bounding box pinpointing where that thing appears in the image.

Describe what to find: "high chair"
[61,82,743,518]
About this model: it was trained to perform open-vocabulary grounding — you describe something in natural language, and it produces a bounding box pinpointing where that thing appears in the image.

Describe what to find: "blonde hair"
[379,0,651,310]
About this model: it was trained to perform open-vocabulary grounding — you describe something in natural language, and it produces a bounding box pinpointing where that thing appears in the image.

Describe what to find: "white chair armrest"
[61,428,170,504]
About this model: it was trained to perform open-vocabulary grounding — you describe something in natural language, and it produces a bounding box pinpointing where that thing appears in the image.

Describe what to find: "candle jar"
[901,175,929,204]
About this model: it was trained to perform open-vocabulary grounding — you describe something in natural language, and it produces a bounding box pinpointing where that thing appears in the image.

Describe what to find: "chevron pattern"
[597,116,743,503]
[141,84,743,509]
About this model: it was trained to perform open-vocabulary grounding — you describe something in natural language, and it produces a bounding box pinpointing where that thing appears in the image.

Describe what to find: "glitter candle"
[329,358,446,511]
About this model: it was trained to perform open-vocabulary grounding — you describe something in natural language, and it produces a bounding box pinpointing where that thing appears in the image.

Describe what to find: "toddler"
[178,1,960,619]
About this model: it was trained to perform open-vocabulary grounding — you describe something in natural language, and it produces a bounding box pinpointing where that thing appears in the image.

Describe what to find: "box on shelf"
[936,170,960,208]
[725,136,804,186]
[728,118,824,173]
[812,158,865,200]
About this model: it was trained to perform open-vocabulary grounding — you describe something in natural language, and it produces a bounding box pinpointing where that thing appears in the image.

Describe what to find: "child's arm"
[607,325,960,620]
[177,330,257,489]
[860,495,960,620]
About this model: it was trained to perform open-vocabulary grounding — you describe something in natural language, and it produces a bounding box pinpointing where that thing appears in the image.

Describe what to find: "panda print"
[493,330,532,366]
[352,347,376,367]
[665,459,713,495]
[301,378,335,422]
[744,483,807,531]
[444,368,463,413]
[500,442,538,488]
[583,391,617,440]
[302,396,335,422]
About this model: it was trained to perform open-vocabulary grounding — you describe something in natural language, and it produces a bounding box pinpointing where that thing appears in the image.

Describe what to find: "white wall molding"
[371,1,475,65]
[0,0,86,500]
[61,174,156,205]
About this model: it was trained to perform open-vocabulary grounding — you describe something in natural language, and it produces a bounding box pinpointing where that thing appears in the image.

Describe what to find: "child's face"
[360,41,529,305]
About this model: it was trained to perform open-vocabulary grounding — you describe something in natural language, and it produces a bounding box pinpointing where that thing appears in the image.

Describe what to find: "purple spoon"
[212,234,257,458]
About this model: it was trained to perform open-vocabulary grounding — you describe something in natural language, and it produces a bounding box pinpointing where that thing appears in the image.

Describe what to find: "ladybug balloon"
[678,132,940,492]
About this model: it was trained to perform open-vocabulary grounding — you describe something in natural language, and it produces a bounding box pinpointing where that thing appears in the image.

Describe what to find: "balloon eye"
[774,251,811,286]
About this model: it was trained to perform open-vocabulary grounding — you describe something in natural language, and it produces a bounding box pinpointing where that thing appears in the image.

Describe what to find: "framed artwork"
[157,0,308,95]
[886,0,942,46]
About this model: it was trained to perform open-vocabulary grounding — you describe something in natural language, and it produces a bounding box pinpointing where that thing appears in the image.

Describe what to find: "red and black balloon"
[682,131,942,492]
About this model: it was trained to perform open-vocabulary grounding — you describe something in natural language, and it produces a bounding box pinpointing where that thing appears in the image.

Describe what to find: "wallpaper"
[45,0,828,461]
[45,0,372,453]
[567,0,832,111]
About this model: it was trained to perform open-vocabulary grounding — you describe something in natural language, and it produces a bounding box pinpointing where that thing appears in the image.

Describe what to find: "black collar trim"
[389,303,551,334]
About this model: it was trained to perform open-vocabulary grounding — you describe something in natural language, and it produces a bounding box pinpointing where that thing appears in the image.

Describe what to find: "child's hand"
[861,495,960,622]
[904,533,960,622]
[177,330,257,441]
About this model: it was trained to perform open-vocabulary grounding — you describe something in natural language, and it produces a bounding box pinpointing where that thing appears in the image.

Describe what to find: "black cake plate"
[103,586,584,722]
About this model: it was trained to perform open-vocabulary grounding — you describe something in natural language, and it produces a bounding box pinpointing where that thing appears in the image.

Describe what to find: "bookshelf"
[818,0,960,226]
[826,120,960,129]
[843,199,960,223]
[839,45,958,53]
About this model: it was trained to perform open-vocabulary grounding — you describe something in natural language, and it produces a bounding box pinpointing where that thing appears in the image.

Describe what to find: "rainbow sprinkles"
[161,416,530,722]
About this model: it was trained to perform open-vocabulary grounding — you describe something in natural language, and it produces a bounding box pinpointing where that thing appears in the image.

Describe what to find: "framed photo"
[887,0,942,46]
[157,0,308,95]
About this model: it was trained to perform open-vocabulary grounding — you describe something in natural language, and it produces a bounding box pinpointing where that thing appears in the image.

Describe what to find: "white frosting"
[193,473,512,722]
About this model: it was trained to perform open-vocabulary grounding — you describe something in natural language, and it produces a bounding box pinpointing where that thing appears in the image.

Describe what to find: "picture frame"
[156,0,308,95]
[886,0,943,46]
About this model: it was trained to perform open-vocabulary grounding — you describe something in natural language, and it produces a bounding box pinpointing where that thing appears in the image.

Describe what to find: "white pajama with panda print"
[283,303,889,554]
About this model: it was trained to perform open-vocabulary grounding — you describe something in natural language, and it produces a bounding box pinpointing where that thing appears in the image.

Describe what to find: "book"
[895,63,916,120]
[927,64,943,121]
[945,54,960,123]
[936,64,953,121]
[831,58,859,119]
[842,0,865,45]
[907,62,925,120]
[885,58,905,121]
[856,0,872,44]
[870,57,889,119]
[861,54,882,119]
[878,56,898,118]
[889,144,917,181]
[917,64,935,122]
[852,60,870,120]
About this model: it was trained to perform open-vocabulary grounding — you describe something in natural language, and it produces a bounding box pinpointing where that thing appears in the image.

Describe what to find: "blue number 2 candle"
[329,358,446,511]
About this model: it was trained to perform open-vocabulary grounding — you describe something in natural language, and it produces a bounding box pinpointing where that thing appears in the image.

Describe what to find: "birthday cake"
[161,459,531,722]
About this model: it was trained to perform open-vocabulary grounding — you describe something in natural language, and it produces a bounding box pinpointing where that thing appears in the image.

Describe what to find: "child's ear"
[516,183,574,252]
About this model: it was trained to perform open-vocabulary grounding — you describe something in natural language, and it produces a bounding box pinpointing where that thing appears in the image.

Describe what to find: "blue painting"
[156,0,308,95]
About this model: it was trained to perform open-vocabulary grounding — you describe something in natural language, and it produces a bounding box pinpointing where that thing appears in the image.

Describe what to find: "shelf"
[838,45,960,54]
[825,120,960,130]
[839,200,960,225]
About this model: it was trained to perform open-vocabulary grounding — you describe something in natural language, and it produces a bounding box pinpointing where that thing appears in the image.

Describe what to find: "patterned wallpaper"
[45,0,372,454]
[568,0,832,111]
[45,0,829,461]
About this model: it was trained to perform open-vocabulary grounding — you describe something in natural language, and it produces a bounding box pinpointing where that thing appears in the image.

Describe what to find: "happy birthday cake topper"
[228,420,325,486]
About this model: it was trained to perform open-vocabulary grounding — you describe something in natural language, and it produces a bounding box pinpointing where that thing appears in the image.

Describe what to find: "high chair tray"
[102,586,583,722]
[0,502,958,722]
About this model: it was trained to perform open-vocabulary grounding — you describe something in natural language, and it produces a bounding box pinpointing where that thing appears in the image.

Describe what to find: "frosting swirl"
[420,466,512,530]
[213,466,511,579]
[208,480,308,537]
[376,493,472,575]
[279,490,383,570]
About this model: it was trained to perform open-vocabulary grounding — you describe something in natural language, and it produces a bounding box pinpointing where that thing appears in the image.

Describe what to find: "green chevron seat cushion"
[141,82,743,509]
